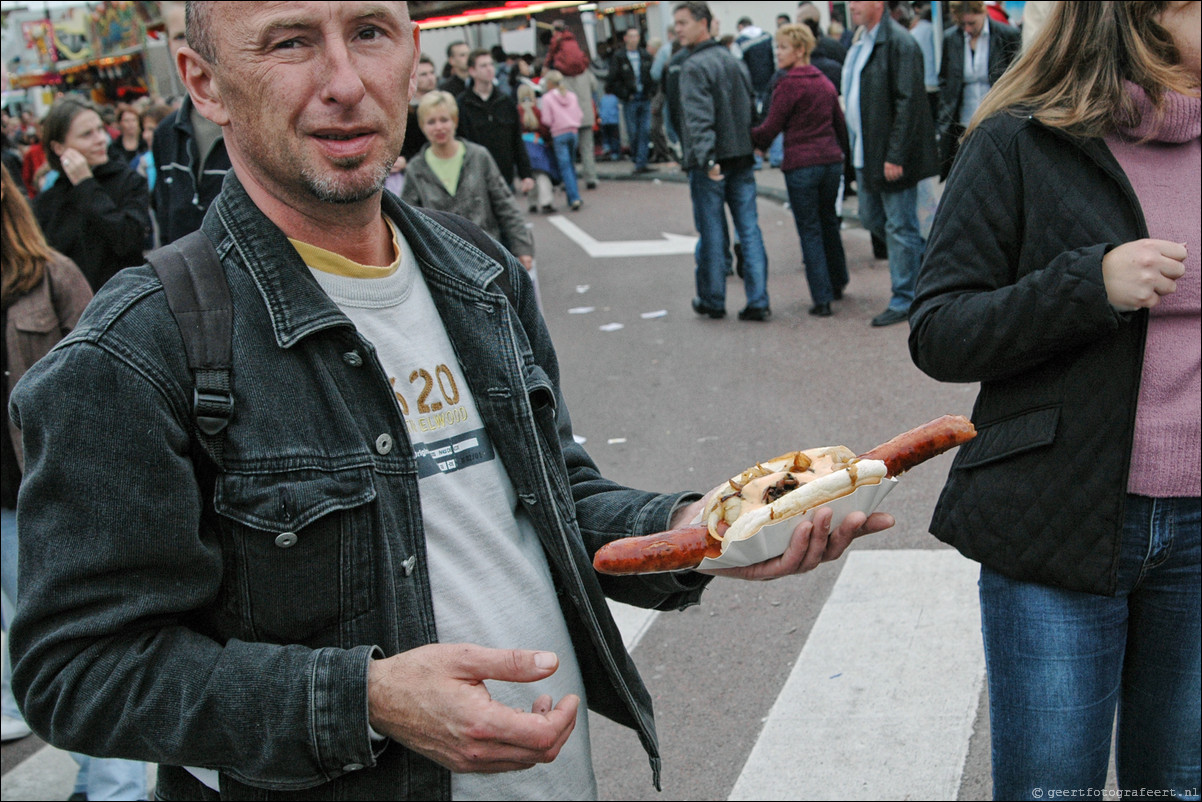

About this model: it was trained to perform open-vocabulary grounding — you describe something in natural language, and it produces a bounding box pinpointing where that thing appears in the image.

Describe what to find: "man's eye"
[273,38,301,50]
[357,26,382,41]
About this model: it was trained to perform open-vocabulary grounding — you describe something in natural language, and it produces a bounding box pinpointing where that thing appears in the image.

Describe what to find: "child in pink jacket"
[539,70,584,209]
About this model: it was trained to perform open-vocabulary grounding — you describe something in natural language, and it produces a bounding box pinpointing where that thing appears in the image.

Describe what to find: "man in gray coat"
[842,0,940,326]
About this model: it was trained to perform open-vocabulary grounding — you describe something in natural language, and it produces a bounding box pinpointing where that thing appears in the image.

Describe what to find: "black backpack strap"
[146,231,234,458]
[414,207,516,305]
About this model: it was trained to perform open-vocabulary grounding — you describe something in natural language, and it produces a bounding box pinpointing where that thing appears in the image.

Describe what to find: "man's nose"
[322,39,368,106]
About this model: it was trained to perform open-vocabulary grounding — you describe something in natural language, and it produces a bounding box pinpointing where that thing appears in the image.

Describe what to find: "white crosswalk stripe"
[728,550,984,801]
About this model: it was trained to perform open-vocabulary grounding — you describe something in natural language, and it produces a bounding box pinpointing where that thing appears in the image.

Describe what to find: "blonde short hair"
[542,69,564,90]
[417,90,458,126]
[775,23,815,57]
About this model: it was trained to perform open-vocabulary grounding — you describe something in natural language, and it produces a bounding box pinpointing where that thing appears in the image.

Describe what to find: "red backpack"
[549,31,590,76]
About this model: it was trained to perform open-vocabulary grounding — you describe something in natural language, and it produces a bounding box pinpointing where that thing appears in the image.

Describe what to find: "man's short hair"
[673,1,713,27]
[948,1,986,19]
[419,53,435,68]
[446,41,468,58]
[185,1,217,63]
[796,1,821,26]
[737,16,753,27]
[467,48,492,69]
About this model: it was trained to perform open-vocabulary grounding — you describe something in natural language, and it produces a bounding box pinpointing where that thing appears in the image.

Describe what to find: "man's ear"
[177,45,230,127]
[408,25,421,101]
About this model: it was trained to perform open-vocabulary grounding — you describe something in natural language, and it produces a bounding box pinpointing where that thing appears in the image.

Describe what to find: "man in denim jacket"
[8,4,891,799]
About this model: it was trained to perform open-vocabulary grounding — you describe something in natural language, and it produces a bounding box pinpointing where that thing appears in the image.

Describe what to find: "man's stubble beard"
[300,152,394,205]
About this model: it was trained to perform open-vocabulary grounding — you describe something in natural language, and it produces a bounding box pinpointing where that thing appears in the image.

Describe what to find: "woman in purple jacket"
[752,24,850,317]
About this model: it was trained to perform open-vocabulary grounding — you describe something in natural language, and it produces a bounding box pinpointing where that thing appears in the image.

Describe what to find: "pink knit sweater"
[1106,82,1201,497]
[539,88,583,138]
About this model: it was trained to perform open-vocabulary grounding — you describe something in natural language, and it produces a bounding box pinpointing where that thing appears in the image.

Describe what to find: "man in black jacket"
[607,28,658,174]
[841,0,939,327]
[151,0,230,246]
[937,0,1020,179]
[456,49,533,194]
[438,41,470,97]
[733,17,775,107]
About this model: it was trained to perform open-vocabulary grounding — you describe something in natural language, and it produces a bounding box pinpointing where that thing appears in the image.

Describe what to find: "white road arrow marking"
[547,216,698,258]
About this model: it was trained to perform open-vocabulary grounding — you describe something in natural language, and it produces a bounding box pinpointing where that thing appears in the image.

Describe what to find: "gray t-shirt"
[303,224,596,800]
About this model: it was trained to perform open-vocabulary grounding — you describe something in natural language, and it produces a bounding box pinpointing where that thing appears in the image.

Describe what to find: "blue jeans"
[623,96,651,169]
[552,132,581,204]
[2,507,18,721]
[855,170,923,312]
[600,123,622,159]
[689,165,769,311]
[784,162,848,305]
[768,132,784,168]
[71,754,148,802]
[980,495,1201,801]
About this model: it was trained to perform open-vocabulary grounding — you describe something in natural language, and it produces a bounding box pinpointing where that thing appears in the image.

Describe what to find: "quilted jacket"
[909,111,1149,596]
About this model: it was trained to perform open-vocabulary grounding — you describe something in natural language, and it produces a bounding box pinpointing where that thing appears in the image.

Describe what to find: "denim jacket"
[10,172,709,799]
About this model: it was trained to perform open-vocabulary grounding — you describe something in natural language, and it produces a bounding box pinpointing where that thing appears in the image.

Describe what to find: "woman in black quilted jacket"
[910,2,1199,799]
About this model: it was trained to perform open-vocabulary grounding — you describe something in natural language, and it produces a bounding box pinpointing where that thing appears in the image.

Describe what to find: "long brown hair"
[1,167,54,306]
[967,1,1197,138]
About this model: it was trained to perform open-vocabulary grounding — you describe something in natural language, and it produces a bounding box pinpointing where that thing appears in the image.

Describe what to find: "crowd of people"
[0,0,1023,328]
[0,1,1197,801]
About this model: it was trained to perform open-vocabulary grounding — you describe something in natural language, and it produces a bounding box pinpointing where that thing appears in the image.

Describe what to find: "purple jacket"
[751,64,847,172]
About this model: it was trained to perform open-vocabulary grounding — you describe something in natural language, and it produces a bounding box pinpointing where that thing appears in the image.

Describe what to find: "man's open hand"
[367,644,580,773]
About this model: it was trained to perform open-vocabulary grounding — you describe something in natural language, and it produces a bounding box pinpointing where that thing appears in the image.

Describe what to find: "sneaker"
[692,298,726,319]
[633,165,657,174]
[737,306,771,322]
[808,302,832,317]
[871,307,909,327]
[540,205,555,214]
[570,199,583,211]
[2,713,32,741]
[586,181,598,190]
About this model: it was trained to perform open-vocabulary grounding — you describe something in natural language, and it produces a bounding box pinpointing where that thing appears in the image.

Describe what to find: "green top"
[424,141,466,196]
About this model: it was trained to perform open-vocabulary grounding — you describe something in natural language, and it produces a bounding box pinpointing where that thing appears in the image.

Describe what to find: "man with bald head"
[9,3,891,800]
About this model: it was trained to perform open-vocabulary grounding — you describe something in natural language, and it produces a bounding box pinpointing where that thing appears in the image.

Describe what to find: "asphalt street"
[529,167,992,801]
[2,164,1023,800]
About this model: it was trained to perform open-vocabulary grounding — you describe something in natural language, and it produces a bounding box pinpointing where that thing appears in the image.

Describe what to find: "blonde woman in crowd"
[402,91,534,270]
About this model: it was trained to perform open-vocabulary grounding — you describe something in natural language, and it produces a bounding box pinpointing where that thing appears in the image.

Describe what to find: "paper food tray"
[695,477,898,570]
